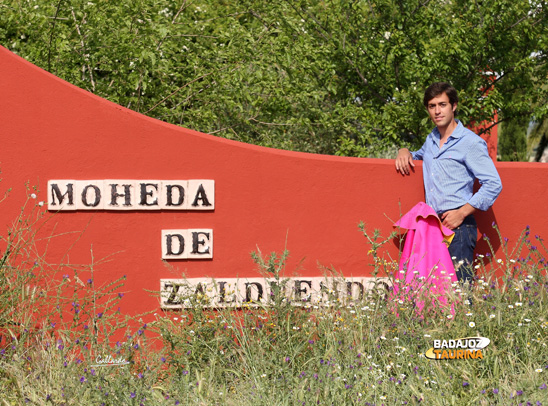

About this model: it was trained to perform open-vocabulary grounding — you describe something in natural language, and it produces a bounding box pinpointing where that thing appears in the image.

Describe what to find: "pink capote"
[393,202,457,314]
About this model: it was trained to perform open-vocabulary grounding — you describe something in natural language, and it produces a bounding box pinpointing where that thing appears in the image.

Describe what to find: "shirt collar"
[432,119,465,140]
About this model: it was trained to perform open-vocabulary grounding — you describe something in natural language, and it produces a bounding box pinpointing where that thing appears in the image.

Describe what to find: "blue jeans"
[446,215,477,284]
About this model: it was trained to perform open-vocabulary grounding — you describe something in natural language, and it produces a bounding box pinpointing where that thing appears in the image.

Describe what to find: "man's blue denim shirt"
[411,120,502,213]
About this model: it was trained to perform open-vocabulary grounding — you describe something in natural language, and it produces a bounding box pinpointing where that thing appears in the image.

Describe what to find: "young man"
[395,82,502,283]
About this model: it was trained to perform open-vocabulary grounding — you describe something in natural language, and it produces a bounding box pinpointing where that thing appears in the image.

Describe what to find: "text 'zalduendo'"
[47,180,214,211]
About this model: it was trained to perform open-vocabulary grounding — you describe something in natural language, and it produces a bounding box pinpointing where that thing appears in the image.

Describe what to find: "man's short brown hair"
[423,82,458,108]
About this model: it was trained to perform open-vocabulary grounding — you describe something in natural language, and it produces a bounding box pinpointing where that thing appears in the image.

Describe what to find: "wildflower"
[466,312,473,317]
[469,322,476,328]
[80,376,86,383]
[285,356,290,362]
[508,305,514,309]
[463,382,469,387]
[493,388,499,394]
[30,193,37,199]
[536,369,543,373]
[130,392,136,398]
[540,383,547,389]
[261,374,266,378]
[490,314,496,319]
[447,315,453,319]
[515,302,523,307]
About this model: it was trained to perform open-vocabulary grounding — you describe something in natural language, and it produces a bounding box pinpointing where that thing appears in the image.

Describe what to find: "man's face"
[426,92,457,129]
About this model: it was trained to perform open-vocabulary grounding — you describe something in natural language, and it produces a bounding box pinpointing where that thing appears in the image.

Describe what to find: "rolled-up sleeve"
[466,139,502,211]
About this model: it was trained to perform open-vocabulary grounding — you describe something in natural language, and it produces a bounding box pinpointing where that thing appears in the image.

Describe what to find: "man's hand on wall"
[395,148,415,176]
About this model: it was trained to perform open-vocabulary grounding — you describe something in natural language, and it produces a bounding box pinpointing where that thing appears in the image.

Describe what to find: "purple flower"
[97,313,103,319]
[540,383,547,390]
[285,356,290,362]
[118,293,124,298]
[182,370,189,375]
[138,373,143,379]
[130,392,136,398]
[161,357,166,363]
[308,340,314,344]
[80,376,86,383]
[516,390,523,396]
[462,382,469,387]
[87,279,93,285]
[493,388,499,394]
[133,343,139,350]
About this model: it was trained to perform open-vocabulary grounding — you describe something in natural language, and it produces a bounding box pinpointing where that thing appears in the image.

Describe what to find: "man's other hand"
[441,210,465,230]
[441,204,476,230]
[395,148,415,175]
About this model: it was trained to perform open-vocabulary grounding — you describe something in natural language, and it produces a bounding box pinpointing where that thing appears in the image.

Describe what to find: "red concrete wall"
[1,46,547,315]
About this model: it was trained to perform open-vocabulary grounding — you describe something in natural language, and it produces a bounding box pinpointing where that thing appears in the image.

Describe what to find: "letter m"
[48,180,75,210]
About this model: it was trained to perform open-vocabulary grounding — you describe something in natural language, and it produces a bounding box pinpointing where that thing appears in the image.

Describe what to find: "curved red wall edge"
[1,46,546,315]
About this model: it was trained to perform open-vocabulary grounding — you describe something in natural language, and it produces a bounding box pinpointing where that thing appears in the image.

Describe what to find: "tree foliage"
[1,0,547,157]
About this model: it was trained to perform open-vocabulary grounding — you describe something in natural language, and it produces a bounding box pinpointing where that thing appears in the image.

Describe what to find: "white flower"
[525,319,531,322]
[536,368,543,373]
[518,323,523,326]
[469,322,476,328]
[466,312,473,317]
[424,334,431,337]
[38,201,44,207]
[508,305,514,309]
[30,193,37,199]
[497,259,503,264]
[447,315,453,319]
[261,374,267,378]
[515,302,523,306]
[380,395,387,400]
[490,314,496,319]
[474,265,481,269]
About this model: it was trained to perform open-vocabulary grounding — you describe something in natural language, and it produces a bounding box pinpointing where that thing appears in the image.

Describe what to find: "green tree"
[1,0,547,156]
[498,118,529,161]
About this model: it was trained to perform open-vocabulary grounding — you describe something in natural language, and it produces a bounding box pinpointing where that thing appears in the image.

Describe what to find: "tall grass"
[1,193,547,405]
